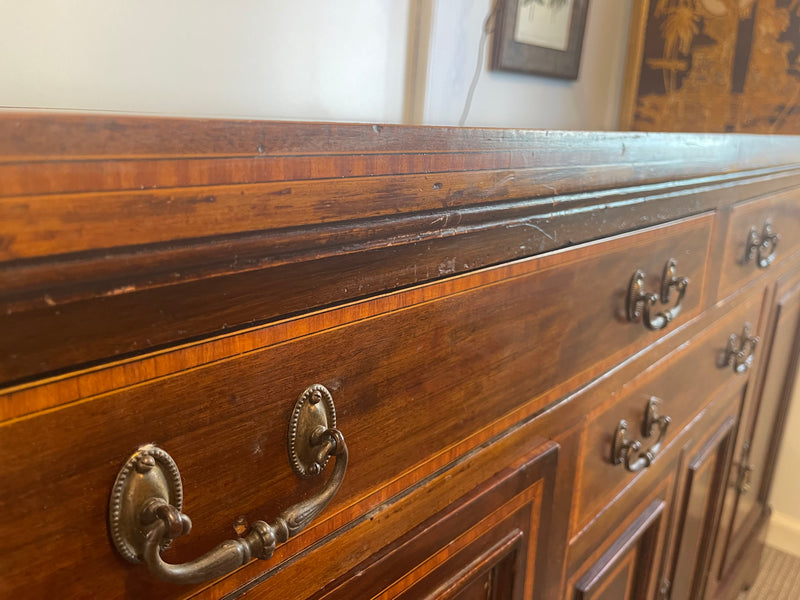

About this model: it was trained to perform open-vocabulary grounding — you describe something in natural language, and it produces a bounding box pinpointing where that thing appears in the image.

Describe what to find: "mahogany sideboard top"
[1,114,799,600]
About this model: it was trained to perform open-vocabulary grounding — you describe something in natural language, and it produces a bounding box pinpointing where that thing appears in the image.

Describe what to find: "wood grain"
[667,413,736,600]
[313,456,548,600]
[3,115,800,600]
[2,113,800,386]
[718,188,800,300]
[719,272,800,584]
[0,217,710,596]
[570,484,672,600]
[1,213,711,420]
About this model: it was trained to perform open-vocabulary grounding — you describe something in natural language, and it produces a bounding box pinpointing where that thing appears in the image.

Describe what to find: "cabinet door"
[311,440,559,600]
[573,498,666,600]
[718,276,800,582]
[663,414,737,600]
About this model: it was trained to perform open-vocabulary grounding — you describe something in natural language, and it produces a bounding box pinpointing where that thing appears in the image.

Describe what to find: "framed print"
[491,0,589,79]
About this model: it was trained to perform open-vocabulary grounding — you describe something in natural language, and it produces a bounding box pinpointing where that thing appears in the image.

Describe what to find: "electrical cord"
[458,3,499,126]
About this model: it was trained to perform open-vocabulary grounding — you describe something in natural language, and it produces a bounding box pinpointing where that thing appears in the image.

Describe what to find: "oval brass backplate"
[109,444,183,563]
[288,384,337,478]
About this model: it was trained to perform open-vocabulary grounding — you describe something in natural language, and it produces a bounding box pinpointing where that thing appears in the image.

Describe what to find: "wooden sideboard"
[1,115,799,599]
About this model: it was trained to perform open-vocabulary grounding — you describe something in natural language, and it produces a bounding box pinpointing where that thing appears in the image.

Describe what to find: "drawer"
[571,289,764,539]
[0,215,711,598]
[2,213,714,423]
[719,190,800,299]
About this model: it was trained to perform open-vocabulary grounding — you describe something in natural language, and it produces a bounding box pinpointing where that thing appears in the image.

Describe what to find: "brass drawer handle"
[733,440,755,495]
[627,259,689,331]
[737,463,755,494]
[745,221,779,269]
[611,397,671,472]
[109,384,347,585]
[725,323,759,374]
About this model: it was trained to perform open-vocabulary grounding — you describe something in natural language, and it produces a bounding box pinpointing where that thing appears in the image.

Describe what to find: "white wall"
[418,0,633,129]
[0,1,631,130]
[768,374,800,557]
[0,0,410,123]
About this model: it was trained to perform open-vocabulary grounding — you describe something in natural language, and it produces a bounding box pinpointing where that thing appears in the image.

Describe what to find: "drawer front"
[0,215,711,598]
[3,213,714,423]
[572,289,764,538]
[719,190,800,299]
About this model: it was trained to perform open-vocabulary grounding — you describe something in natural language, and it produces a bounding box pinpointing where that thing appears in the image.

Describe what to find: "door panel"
[313,439,559,600]
[574,499,665,600]
[720,278,800,579]
[667,415,737,600]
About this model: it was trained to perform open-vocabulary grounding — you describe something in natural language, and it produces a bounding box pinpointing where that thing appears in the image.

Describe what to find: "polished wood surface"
[668,411,738,600]
[572,495,669,600]
[718,272,800,585]
[719,190,800,299]
[315,440,557,600]
[0,216,709,597]
[1,114,799,600]
[0,212,711,422]
[3,115,800,386]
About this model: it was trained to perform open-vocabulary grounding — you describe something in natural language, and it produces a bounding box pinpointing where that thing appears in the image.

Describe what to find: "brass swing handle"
[627,259,689,331]
[736,462,755,494]
[745,221,779,269]
[725,323,759,374]
[611,398,671,472]
[149,429,345,584]
[109,384,347,585]
[733,440,755,495]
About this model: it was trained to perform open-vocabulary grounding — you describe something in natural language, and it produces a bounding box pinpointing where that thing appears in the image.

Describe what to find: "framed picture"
[491,0,589,79]
[620,0,800,133]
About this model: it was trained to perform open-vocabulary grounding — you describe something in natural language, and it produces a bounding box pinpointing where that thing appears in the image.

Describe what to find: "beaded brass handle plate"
[108,384,347,585]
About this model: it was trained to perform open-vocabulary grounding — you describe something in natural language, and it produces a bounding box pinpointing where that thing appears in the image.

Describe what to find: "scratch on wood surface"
[507,221,555,241]
[105,285,137,296]
[542,184,558,195]
[437,257,457,275]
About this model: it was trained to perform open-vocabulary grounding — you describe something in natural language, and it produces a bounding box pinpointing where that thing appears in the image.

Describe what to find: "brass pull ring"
[109,384,347,585]
[745,221,779,269]
[611,397,671,472]
[627,259,689,330]
[725,323,760,374]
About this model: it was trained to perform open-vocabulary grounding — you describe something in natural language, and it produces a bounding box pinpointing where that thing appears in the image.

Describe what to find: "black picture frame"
[491,0,589,80]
